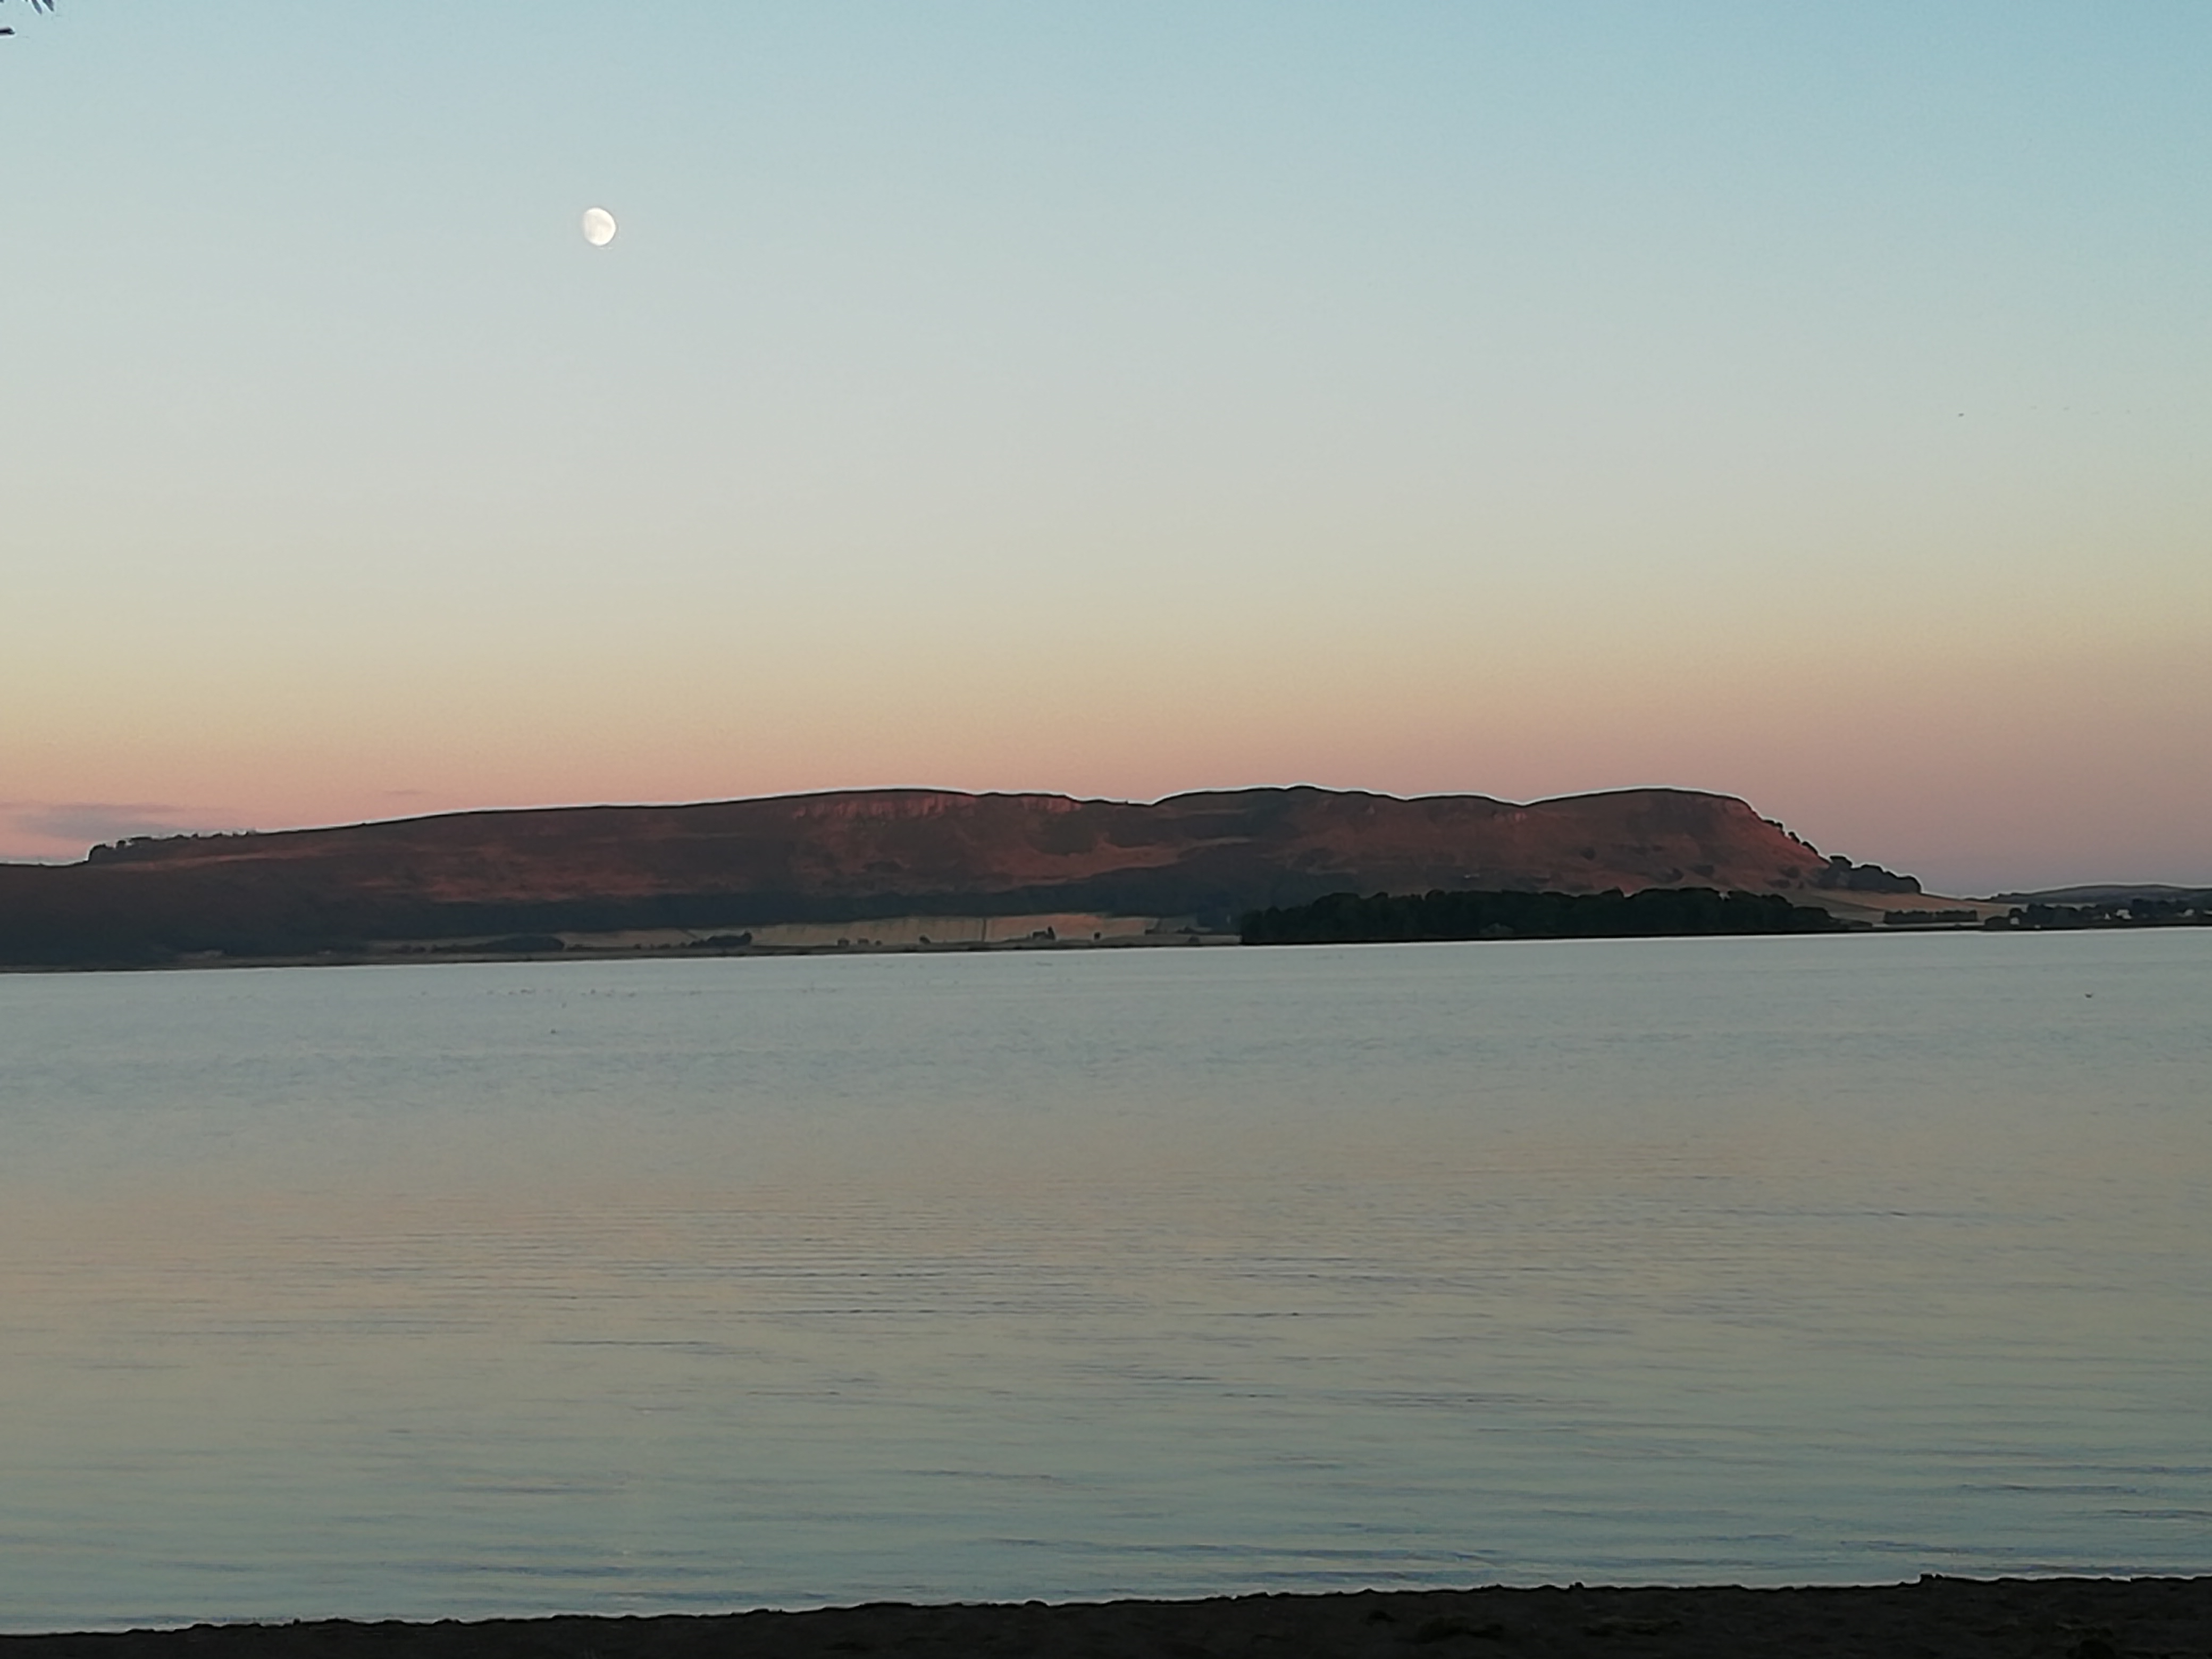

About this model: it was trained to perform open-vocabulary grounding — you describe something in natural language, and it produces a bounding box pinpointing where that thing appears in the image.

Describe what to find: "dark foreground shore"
[5,1579,2206,1659]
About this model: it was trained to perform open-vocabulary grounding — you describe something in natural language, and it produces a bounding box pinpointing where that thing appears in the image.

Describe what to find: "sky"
[3,2,2208,894]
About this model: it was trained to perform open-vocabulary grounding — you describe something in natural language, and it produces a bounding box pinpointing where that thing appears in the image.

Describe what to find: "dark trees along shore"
[1241,887,1847,945]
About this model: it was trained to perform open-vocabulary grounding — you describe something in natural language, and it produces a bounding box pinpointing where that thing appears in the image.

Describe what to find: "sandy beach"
[5,1579,2205,1658]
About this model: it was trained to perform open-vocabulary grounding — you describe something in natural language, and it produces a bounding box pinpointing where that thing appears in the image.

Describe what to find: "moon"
[581,207,617,247]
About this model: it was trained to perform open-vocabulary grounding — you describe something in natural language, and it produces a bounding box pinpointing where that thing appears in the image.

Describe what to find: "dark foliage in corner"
[0,0,56,37]
[1242,887,1849,945]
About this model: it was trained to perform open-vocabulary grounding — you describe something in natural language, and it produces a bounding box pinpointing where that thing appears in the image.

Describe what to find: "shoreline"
[4,1578,2206,1656]
[0,895,2075,976]
[0,922,2181,975]
[8,919,2196,976]
[0,928,1246,975]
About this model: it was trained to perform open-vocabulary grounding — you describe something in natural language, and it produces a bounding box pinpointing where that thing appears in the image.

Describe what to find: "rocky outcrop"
[2,785,1884,963]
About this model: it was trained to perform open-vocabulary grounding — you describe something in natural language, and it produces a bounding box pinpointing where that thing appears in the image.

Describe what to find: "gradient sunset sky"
[4,3,2207,893]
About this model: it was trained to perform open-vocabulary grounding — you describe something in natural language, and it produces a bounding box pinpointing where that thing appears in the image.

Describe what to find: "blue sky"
[4,3,2208,891]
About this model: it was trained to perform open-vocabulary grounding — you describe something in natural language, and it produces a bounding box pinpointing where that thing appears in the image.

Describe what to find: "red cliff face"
[2,786,1875,962]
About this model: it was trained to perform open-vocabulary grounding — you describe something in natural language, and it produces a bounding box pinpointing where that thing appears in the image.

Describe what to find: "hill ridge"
[3,784,1915,965]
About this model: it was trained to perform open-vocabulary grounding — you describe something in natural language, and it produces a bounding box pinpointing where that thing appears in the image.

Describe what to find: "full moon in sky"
[580,207,617,247]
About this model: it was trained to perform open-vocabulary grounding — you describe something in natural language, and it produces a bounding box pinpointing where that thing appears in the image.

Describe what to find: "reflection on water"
[1,933,2207,1629]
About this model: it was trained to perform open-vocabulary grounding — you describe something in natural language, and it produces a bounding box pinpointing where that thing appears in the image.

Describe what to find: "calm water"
[1,933,2206,1629]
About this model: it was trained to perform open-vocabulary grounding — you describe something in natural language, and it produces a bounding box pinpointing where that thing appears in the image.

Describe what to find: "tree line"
[1993,899,2211,931]
[1241,887,1847,945]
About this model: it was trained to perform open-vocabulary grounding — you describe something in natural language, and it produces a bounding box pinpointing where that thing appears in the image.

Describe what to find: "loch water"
[1,932,2206,1630]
